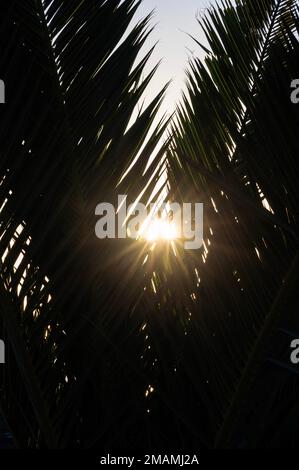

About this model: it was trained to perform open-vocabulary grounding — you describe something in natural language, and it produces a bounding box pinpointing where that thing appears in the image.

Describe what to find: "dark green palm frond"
[166,0,299,448]
[0,0,168,448]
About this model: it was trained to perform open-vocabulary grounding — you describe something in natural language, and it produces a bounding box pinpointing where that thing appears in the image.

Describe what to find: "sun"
[142,218,179,242]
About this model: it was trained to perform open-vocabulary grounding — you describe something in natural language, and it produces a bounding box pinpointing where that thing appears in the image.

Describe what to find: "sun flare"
[142,218,179,242]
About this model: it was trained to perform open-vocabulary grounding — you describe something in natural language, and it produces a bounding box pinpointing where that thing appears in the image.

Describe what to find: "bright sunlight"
[142,218,179,242]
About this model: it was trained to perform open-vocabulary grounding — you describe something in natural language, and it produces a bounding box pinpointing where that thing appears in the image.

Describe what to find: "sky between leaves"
[134,0,215,116]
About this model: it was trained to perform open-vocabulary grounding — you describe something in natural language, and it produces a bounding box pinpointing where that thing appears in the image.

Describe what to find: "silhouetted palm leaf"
[0,0,168,448]
[167,0,299,448]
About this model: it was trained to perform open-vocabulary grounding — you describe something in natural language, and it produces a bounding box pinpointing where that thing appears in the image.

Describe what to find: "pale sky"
[134,0,215,116]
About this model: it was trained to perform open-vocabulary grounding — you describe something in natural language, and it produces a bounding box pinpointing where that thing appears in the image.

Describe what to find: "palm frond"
[0,0,167,448]
[167,0,299,448]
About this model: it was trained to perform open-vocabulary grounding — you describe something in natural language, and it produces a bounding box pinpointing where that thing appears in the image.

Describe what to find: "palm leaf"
[0,0,167,448]
[167,0,299,448]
